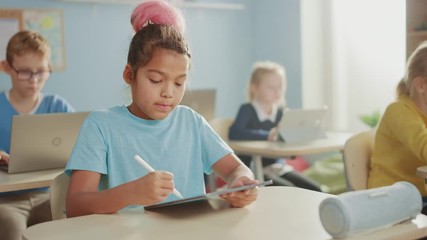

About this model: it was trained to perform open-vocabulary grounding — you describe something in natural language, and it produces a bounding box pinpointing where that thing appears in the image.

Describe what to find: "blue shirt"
[0,91,75,153]
[229,103,283,167]
[229,103,283,141]
[65,105,232,204]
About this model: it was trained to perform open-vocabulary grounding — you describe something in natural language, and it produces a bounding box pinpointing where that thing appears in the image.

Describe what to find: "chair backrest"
[209,118,234,141]
[50,172,70,220]
[343,130,375,191]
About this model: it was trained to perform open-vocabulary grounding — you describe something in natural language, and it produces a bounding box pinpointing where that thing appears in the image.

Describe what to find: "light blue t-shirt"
[65,105,232,203]
[0,91,75,153]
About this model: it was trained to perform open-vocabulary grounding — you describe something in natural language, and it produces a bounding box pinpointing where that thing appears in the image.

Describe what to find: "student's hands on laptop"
[268,127,279,141]
[0,151,9,166]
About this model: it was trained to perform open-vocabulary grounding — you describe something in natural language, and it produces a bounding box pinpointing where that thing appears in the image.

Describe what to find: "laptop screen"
[278,108,328,144]
[180,89,216,121]
[7,112,89,173]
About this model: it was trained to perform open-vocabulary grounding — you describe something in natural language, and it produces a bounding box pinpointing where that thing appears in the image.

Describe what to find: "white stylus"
[134,154,184,199]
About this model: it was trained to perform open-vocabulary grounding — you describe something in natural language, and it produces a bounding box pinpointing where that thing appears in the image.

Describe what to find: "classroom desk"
[0,168,63,193]
[228,131,353,180]
[23,186,427,240]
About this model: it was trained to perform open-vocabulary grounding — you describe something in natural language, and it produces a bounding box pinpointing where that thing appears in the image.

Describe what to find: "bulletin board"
[0,9,66,71]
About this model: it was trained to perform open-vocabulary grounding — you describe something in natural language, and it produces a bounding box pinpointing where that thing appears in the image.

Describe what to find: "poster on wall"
[23,10,65,71]
[0,9,65,71]
[0,9,22,72]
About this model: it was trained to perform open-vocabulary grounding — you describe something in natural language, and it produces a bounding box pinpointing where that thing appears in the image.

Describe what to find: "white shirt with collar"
[251,100,278,122]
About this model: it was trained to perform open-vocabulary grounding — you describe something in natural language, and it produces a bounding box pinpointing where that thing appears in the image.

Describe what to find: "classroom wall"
[0,0,302,118]
[252,0,301,109]
[300,0,405,132]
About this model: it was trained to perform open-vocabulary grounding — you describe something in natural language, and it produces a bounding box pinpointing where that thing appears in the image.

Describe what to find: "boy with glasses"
[0,30,74,240]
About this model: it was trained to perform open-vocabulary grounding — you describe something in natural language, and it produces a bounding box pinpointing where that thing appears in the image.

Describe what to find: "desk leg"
[250,155,264,181]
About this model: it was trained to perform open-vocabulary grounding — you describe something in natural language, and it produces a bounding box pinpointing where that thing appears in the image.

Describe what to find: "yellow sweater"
[368,95,427,196]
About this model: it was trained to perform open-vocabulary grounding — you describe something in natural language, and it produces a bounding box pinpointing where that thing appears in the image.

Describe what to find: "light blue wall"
[253,0,301,108]
[0,0,301,118]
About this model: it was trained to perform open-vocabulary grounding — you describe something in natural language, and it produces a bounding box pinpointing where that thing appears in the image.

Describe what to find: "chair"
[49,172,70,220]
[208,118,234,140]
[342,130,375,191]
[206,118,234,191]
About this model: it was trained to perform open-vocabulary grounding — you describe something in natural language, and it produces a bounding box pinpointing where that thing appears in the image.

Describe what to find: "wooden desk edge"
[229,145,343,158]
[0,181,52,192]
[388,215,427,240]
[0,169,64,193]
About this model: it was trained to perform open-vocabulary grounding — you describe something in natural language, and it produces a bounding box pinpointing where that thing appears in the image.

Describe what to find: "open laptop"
[180,89,216,121]
[278,108,328,144]
[3,112,89,173]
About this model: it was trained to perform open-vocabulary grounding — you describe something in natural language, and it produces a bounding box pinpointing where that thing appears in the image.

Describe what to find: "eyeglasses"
[9,64,51,81]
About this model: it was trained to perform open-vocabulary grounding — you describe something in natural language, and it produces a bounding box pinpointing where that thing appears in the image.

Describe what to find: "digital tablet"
[144,180,273,210]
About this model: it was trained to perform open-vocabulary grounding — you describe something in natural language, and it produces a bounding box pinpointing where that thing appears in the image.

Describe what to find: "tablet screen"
[144,180,272,210]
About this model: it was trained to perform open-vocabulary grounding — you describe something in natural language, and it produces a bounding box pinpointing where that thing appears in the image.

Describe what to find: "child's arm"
[66,170,175,217]
[212,153,258,208]
[0,151,9,165]
[267,127,279,141]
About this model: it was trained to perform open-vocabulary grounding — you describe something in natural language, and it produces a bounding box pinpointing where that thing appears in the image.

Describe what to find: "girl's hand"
[267,127,279,141]
[130,171,175,206]
[220,176,259,208]
[0,151,10,165]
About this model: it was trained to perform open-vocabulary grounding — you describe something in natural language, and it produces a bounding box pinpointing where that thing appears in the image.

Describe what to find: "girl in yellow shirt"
[368,41,427,211]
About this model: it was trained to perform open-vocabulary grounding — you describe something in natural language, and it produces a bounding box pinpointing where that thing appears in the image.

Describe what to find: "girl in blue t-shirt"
[65,0,258,218]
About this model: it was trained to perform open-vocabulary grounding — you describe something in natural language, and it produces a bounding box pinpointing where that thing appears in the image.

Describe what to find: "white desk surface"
[0,168,63,193]
[228,131,353,180]
[228,131,353,158]
[23,186,427,240]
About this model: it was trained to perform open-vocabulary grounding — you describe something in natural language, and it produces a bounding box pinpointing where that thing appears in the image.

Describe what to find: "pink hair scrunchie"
[131,0,185,34]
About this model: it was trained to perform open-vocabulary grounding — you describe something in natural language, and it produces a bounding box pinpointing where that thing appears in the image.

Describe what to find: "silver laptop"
[278,108,328,144]
[4,112,89,173]
[180,89,216,121]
